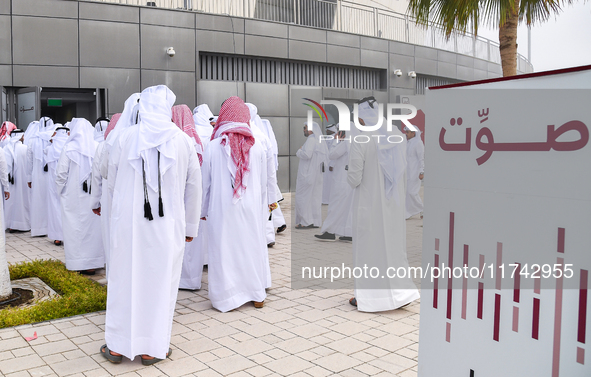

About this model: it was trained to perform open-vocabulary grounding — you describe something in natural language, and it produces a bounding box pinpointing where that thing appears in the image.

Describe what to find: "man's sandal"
[100,344,122,364]
[141,348,172,366]
[349,297,357,307]
[253,301,265,309]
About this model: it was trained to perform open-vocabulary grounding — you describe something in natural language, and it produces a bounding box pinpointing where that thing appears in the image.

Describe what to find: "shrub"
[0,260,107,328]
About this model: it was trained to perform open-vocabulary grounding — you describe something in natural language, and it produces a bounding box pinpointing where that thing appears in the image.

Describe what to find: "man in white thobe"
[246,103,281,248]
[404,127,424,219]
[44,126,69,245]
[193,104,214,150]
[202,96,270,312]
[315,126,354,242]
[295,121,328,229]
[102,85,201,365]
[26,117,55,236]
[172,104,207,291]
[321,124,337,205]
[56,118,104,274]
[90,115,119,275]
[4,130,29,232]
[347,97,420,312]
[259,117,287,234]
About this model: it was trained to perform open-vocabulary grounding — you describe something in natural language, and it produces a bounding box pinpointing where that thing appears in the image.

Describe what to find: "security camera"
[166,47,176,57]
[394,69,402,77]
[408,71,417,79]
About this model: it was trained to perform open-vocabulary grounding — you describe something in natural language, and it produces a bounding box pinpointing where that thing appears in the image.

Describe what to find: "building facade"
[0,0,533,191]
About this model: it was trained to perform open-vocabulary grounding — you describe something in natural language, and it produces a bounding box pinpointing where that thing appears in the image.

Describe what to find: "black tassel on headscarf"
[142,158,154,221]
[82,180,88,193]
[157,151,164,217]
[8,174,13,185]
[43,164,48,172]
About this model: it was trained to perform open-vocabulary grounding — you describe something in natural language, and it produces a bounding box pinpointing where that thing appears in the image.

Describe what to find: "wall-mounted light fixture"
[166,47,176,57]
[408,71,417,79]
[393,69,402,77]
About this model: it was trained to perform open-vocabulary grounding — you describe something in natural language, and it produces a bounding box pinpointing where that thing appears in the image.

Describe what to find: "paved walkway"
[1,192,424,377]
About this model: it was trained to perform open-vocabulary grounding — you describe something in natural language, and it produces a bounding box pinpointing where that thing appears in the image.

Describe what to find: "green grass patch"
[0,259,107,328]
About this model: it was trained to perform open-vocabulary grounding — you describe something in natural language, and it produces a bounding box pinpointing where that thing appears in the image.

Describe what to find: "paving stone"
[313,353,363,373]
[33,339,78,357]
[207,354,256,376]
[153,356,207,377]
[0,354,45,374]
[49,356,101,376]
[263,355,314,375]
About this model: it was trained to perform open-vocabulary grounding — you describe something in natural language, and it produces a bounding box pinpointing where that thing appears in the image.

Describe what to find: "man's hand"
[200,217,206,221]
[27,182,31,188]
[92,207,101,216]
[185,236,194,242]
[4,192,9,200]
[269,202,278,211]
[419,173,424,180]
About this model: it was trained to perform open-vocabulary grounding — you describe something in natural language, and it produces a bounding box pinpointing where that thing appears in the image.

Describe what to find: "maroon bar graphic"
[477,282,484,319]
[434,254,439,309]
[577,347,585,365]
[493,293,501,341]
[446,322,451,343]
[552,257,564,377]
[496,243,502,291]
[435,238,440,251]
[513,263,521,303]
[462,245,468,320]
[447,212,454,320]
[512,306,519,332]
[579,269,588,344]
[532,297,540,340]
[557,227,565,253]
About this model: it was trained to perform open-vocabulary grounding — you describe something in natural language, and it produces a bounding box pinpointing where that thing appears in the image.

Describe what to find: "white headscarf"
[106,93,140,147]
[357,99,406,202]
[45,127,70,165]
[193,104,214,142]
[94,119,109,142]
[193,104,214,126]
[304,121,329,156]
[23,121,39,146]
[6,130,24,179]
[29,117,56,162]
[128,85,179,192]
[65,118,97,185]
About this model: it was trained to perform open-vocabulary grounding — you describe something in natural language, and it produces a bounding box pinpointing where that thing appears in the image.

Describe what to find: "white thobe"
[105,128,201,360]
[322,139,335,204]
[347,135,420,312]
[46,157,63,240]
[4,143,31,231]
[55,150,104,271]
[405,136,424,219]
[90,142,110,274]
[0,151,8,297]
[202,138,269,313]
[320,140,353,237]
[295,136,326,227]
[26,142,49,236]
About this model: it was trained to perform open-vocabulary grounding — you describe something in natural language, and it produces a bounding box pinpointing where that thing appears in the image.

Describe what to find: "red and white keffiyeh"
[0,122,16,142]
[104,113,121,140]
[211,96,255,202]
[172,104,204,165]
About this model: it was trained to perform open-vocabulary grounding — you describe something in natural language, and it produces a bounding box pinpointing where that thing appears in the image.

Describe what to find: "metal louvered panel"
[199,52,385,90]
[415,75,459,95]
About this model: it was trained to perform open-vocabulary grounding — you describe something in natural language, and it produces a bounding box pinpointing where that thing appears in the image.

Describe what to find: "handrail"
[85,0,534,73]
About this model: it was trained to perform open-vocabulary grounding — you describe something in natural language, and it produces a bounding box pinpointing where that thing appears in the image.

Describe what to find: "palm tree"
[407,0,569,77]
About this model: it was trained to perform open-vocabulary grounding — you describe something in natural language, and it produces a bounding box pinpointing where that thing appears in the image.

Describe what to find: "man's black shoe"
[277,224,287,233]
[314,232,336,241]
[339,236,353,242]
